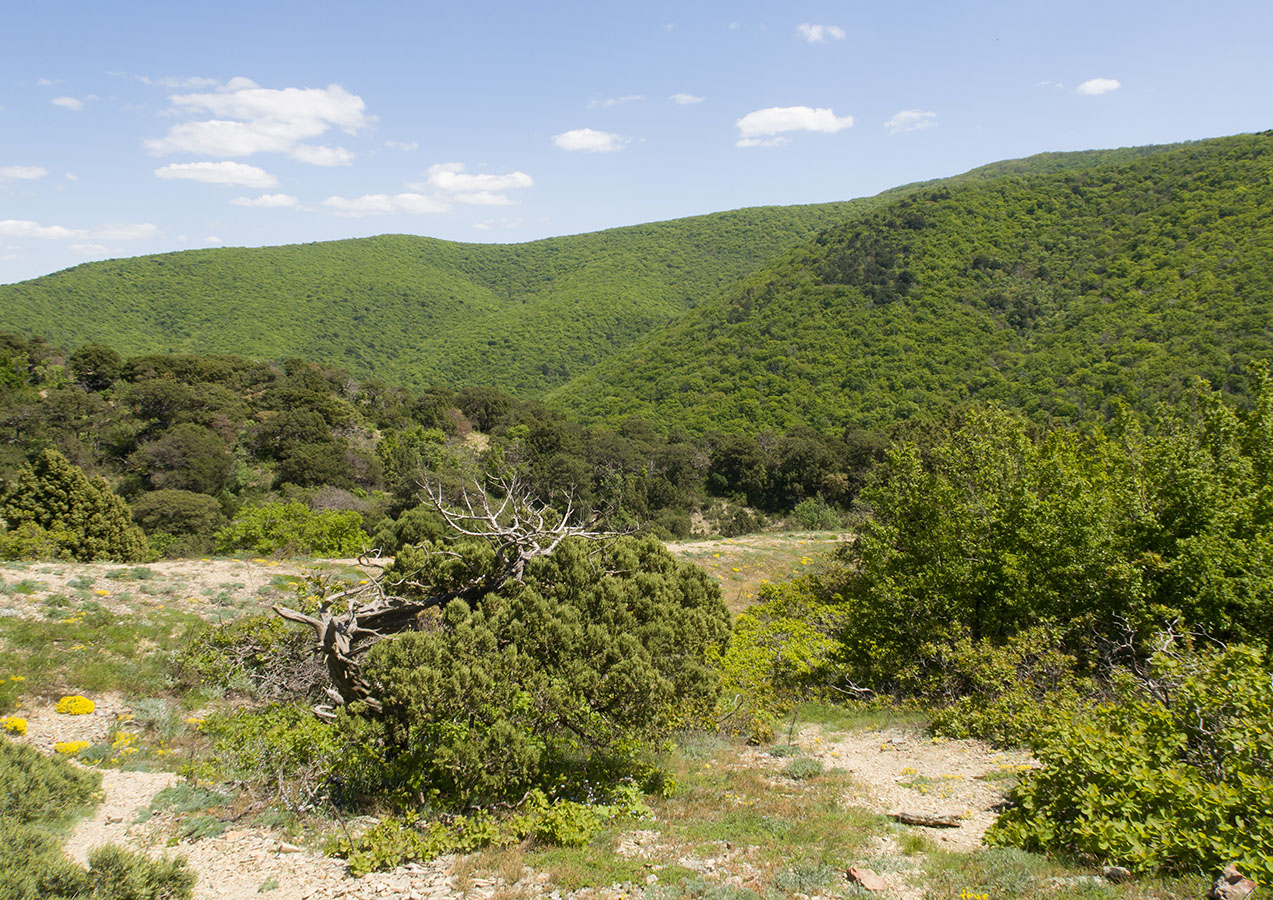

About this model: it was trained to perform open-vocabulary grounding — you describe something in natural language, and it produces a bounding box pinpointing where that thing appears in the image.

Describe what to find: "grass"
[666,532,846,614]
[0,601,206,711]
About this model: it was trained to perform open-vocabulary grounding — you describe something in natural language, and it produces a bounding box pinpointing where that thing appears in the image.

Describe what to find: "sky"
[2,0,1271,285]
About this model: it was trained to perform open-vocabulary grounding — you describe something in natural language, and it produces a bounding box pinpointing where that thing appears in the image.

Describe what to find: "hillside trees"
[1,448,147,561]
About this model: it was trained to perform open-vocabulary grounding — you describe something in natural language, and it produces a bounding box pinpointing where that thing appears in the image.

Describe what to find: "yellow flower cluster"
[111,732,139,757]
[55,695,95,715]
[54,740,90,755]
[184,716,205,729]
[959,891,990,900]
[0,716,26,735]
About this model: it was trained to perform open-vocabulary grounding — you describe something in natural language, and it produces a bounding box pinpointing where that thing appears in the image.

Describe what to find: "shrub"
[789,496,845,530]
[351,535,730,808]
[215,501,368,557]
[130,489,227,557]
[1,449,148,562]
[781,757,824,780]
[177,614,324,701]
[988,642,1273,879]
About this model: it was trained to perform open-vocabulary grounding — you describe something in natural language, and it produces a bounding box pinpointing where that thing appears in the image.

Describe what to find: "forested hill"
[0,204,871,397]
[551,132,1273,433]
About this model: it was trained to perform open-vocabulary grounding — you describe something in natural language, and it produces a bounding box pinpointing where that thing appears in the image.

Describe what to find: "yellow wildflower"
[55,695,95,715]
[0,716,26,735]
[54,741,91,755]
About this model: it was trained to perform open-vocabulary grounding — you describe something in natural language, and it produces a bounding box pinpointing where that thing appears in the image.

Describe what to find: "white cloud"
[727,22,741,30]
[1035,80,1065,89]
[884,109,938,134]
[736,137,789,148]
[736,106,852,146]
[421,162,533,194]
[474,217,524,231]
[91,223,160,240]
[51,96,83,110]
[796,23,845,43]
[287,144,355,166]
[1077,77,1120,95]
[385,140,419,151]
[231,193,299,208]
[587,95,642,109]
[204,236,223,245]
[0,165,47,181]
[145,80,372,166]
[36,78,59,87]
[322,193,450,217]
[70,243,111,255]
[154,161,278,187]
[552,128,625,152]
[0,219,156,241]
[670,92,704,105]
[0,219,80,239]
[64,173,78,181]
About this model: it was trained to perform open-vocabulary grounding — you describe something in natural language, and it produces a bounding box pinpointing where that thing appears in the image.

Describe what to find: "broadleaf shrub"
[988,642,1273,879]
[215,500,368,557]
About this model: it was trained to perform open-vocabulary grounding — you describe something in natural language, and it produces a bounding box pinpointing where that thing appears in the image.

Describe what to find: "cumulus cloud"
[796,23,845,43]
[0,165,47,181]
[552,128,625,152]
[154,161,278,187]
[0,219,157,241]
[145,80,370,166]
[884,109,938,134]
[51,96,83,110]
[419,162,533,199]
[736,106,853,146]
[287,144,355,166]
[670,92,704,105]
[0,219,80,239]
[588,95,642,109]
[1077,77,1120,95]
[473,217,524,231]
[322,193,450,217]
[230,193,299,207]
[91,223,160,240]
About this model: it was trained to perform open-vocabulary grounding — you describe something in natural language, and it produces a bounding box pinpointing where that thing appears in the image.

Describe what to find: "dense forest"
[0,333,883,559]
[554,133,1273,431]
[0,204,870,397]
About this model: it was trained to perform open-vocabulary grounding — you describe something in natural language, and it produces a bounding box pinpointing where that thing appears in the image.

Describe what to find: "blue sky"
[2,0,1270,285]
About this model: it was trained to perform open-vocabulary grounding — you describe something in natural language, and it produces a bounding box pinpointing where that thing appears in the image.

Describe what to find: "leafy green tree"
[130,489,227,556]
[128,424,233,494]
[66,342,123,393]
[1,449,147,561]
[215,501,368,557]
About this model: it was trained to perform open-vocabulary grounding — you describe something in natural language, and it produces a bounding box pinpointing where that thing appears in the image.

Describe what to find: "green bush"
[788,496,844,530]
[1,449,148,561]
[177,614,324,701]
[131,489,227,557]
[215,500,369,557]
[0,737,193,900]
[352,535,730,808]
[989,642,1273,879]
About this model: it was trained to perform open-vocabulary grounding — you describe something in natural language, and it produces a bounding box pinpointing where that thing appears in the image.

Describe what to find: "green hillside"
[0,204,873,397]
[551,132,1273,432]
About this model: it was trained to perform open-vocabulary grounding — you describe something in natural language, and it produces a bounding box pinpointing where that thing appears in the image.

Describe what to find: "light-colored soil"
[52,720,1031,900]
[746,725,1035,852]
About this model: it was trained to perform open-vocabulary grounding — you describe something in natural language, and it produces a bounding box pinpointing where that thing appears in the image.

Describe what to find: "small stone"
[646,874,658,885]
[1102,866,1132,883]
[278,841,303,853]
[847,867,889,892]
[1210,864,1259,900]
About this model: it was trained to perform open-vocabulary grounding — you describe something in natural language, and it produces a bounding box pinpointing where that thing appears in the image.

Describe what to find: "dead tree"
[274,475,611,720]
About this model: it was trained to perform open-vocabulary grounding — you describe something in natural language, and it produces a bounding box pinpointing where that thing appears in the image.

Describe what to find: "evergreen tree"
[1,449,148,561]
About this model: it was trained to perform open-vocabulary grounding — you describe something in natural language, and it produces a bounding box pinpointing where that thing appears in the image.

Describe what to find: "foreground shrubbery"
[198,534,728,831]
[0,737,194,900]
[989,642,1273,879]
